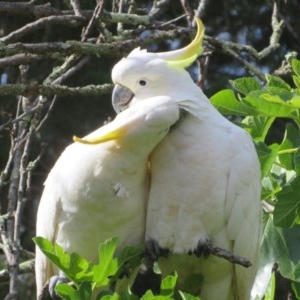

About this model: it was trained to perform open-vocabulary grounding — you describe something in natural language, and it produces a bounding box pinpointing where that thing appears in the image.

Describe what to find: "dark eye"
[139,79,147,86]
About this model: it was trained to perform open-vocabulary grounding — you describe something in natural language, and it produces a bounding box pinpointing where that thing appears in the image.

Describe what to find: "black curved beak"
[112,84,134,113]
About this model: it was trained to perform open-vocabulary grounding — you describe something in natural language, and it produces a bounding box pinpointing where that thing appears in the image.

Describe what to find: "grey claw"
[195,238,213,258]
[146,239,169,261]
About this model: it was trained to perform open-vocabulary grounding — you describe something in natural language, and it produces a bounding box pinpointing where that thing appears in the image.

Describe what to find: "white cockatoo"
[111,18,262,299]
[35,96,181,298]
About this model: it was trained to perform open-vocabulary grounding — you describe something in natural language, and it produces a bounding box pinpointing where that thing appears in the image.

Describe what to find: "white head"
[72,18,206,146]
[111,18,207,115]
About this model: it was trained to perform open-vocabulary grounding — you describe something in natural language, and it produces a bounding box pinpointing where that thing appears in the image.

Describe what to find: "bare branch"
[0,28,191,58]
[1,15,85,45]
[195,0,210,18]
[0,54,46,67]
[0,259,35,283]
[51,56,91,85]
[0,83,113,98]
[0,2,62,18]
[81,0,105,42]
[179,0,194,24]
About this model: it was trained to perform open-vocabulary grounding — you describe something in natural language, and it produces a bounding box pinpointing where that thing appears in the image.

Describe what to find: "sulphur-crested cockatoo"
[111,18,262,300]
[35,95,180,298]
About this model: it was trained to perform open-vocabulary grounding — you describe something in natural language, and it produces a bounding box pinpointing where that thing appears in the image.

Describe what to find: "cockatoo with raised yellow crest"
[35,95,181,298]
[111,18,262,300]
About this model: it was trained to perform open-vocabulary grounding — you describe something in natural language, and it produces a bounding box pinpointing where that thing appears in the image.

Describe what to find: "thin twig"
[179,0,194,24]
[81,0,105,42]
[70,0,83,17]
[195,0,210,18]
[34,96,57,132]
[52,56,90,84]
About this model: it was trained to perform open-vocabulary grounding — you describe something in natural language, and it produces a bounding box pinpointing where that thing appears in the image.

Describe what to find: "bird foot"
[193,238,213,258]
[146,239,170,261]
[48,275,70,299]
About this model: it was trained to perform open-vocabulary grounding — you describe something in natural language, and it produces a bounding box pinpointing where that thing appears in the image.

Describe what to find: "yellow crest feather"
[165,17,205,69]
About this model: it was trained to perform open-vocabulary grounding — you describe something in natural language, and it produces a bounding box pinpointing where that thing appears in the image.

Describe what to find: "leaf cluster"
[34,237,199,300]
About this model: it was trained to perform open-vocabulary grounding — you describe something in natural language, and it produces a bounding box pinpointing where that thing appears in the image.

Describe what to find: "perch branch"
[209,245,252,268]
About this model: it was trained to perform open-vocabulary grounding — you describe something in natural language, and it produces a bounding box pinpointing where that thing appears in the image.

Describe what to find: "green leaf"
[243,91,297,118]
[266,86,294,101]
[115,246,143,279]
[291,58,300,78]
[293,75,300,89]
[178,291,201,300]
[262,272,276,300]
[261,175,282,201]
[210,89,255,116]
[278,124,300,170]
[289,96,300,108]
[160,273,178,296]
[260,217,300,283]
[255,142,279,178]
[252,217,274,299]
[33,237,93,284]
[96,290,115,300]
[92,237,119,287]
[266,74,291,91]
[55,283,77,300]
[292,281,300,298]
[118,288,139,300]
[101,293,120,300]
[294,148,300,175]
[55,282,92,300]
[141,290,155,299]
[242,116,275,142]
[229,77,261,95]
[141,290,169,300]
[274,176,300,227]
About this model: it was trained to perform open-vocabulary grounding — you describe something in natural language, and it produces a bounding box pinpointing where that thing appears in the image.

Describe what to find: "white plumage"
[35,96,180,298]
[111,18,262,299]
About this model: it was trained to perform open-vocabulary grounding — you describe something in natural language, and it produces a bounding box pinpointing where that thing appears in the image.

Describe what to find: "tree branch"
[0,54,46,67]
[0,83,113,98]
[209,245,252,268]
[0,259,35,284]
[0,27,192,59]
[1,15,85,45]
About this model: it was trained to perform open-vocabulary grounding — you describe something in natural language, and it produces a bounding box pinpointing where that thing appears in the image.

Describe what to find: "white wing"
[35,169,62,295]
[224,130,262,299]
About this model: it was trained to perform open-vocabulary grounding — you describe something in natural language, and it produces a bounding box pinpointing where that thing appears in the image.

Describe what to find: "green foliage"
[33,236,144,300]
[262,272,276,300]
[211,58,300,298]
[34,237,198,300]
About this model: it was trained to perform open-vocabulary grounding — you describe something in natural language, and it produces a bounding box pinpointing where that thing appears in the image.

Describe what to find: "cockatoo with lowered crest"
[35,95,181,298]
[111,18,262,300]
